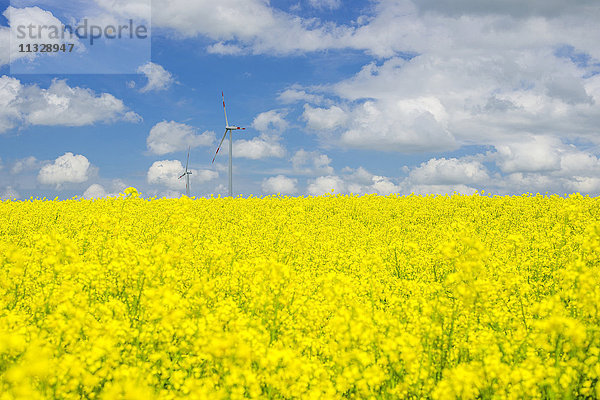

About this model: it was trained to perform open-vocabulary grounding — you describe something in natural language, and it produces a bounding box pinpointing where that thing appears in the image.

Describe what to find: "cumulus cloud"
[414,0,598,19]
[252,110,288,133]
[136,62,175,92]
[147,121,215,155]
[302,104,348,131]
[11,156,38,174]
[83,184,108,199]
[233,134,286,159]
[492,136,562,173]
[342,167,400,195]
[307,167,400,196]
[38,152,91,188]
[0,76,140,133]
[288,4,600,186]
[79,0,600,61]
[141,0,353,55]
[307,175,346,195]
[262,175,298,195]
[0,76,24,133]
[291,149,334,175]
[278,87,327,105]
[406,157,489,185]
[1,6,84,67]
[82,180,127,199]
[224,110,290,161]
[407,184,479,196]
[308,0,342,10]
[400,157,487,195]
[396,140,600,195]
[147,160,218,191]
[0,28,8,67]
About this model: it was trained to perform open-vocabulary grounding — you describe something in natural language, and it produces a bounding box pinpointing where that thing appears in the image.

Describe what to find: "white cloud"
[92,0,151,20]
[38,152,91,188]
[342,167,401,195]
[80,0,600,61]
[147,121,215,155]
[224,110,289,161]
[407,184,478,196]
[341,98,457,153]
[307,175,346,195]
[401,157,487,195]
[396,141,600,195]
[262,175,298,195]
[233,134,286,159]
[308,0,342,10]
[492,136,562,173]
[278,87,327,105]
[147,160,218,191]
[0,28,9,67]
[83,0,352,55]
[371,175,400,195]
[11,156,38,174]
[306,167,400,196]
[206,42,245,55]
[291,149,334,175]
[298,36,599,153]
[565,177,600,194]
[146,160,186,190]
[407,157,489,185]
[1,6,83,67]
[136,62,175,92]
[83,184,108,199]
[414,0,598,19]
[0,186,20,200]
[303,104,348,131]
[0,76,24,133]
[82,179,127,199]
[147,0,354,55]
[252,110,288,133]
[0,76,140,133]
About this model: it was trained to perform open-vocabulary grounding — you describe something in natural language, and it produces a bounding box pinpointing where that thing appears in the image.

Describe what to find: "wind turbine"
[179,146,192,197]
[212,92,245,197]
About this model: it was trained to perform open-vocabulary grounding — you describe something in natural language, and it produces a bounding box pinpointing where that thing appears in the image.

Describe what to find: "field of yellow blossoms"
[1,189,600,399]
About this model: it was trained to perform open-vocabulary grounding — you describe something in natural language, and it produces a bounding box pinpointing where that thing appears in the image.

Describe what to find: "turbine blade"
[222,92,229,128]
[185,146,190,171]
[212,129,229,163]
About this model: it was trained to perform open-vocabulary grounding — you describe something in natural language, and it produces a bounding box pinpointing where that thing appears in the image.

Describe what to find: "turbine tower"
[179,146,192,196]
[212,92,245,197]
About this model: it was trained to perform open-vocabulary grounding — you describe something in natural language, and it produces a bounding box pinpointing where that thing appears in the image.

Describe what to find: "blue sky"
[1,0,600,199]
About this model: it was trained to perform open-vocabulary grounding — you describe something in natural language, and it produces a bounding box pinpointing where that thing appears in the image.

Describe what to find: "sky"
[1,0,600,199]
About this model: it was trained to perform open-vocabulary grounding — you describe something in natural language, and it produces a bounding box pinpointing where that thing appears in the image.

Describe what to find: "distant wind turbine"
[212,92,245,197]
[179,146,192,196]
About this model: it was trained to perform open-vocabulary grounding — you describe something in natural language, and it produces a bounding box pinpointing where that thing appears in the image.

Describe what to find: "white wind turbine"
[212,92,245,197]
[179,146,192,196]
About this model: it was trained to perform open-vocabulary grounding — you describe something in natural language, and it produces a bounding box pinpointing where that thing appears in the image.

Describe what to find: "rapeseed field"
[1,190,599,399]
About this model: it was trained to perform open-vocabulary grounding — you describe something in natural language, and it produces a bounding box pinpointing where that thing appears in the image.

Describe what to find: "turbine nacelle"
[226,126,245,131]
